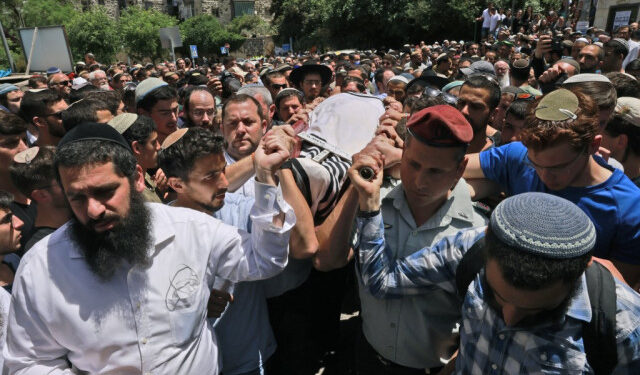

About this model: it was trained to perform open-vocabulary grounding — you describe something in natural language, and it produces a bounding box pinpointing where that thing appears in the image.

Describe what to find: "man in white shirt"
[4,122,295,374]
[476,2,495,40]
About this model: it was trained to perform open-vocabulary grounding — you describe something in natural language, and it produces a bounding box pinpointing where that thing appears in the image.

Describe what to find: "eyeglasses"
[52,80,71,86]
[270,83,287,90]
[303,79,321,86]
[423,86,459,106]
[44,110,65,119]
[524,147,586,173]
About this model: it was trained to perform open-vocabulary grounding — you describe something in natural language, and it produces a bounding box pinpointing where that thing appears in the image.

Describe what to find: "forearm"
[313,185,359,271]
[356,214,486,297]
[278,169,318,259]
[466,178,502,201]
[462,153,486,180]
[226,155,255,192]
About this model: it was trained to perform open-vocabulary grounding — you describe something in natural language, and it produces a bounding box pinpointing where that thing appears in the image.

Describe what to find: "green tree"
[66,7,119,62]
[119,6,177,61]
[22,0,77,28]
[227,14,275,37]
[180,14,244,56]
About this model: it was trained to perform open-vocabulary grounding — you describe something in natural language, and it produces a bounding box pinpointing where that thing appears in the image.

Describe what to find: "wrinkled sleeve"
[210,181,295,283]
[613,281,640,374]
[3,265,74,374]
[355,213,486,297]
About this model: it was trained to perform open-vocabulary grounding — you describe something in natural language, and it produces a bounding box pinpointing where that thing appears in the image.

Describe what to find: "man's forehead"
[153,98,178,109]
[224,100,259,117]
[59,162,123,186]
[190,91,214,106]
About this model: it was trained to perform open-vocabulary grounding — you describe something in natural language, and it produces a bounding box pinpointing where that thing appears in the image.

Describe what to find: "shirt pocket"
[522,337,588,374]
[165,264,205,346]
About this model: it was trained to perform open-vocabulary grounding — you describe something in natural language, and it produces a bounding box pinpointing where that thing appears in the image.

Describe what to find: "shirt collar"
[384,179,477,229]
[67,203,175,259]
[565,274,592,323]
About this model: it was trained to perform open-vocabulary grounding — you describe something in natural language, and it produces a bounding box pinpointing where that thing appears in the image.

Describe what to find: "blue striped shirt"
[356,213,640,374]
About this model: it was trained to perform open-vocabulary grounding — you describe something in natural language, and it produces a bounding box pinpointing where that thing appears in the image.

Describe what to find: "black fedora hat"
[289,62,333,87]
[419,69,451,90]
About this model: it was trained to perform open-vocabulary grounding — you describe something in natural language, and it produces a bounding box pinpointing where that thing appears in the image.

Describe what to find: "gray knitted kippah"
[490,192,596,259]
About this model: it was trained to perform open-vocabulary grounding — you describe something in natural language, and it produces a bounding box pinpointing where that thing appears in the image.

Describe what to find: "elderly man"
[88,70,110,90]
[4,122,295,373]
[494,59,510,87]
[47,72,72,98]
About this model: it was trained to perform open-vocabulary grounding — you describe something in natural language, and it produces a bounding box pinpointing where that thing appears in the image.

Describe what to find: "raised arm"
[462,153,486,180]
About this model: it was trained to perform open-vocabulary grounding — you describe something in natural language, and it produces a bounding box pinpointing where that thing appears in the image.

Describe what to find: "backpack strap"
[455,237,486,297]
[583,261,618,375]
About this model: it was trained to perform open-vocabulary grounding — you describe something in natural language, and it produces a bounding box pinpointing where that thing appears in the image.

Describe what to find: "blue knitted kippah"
[490,192,596,259]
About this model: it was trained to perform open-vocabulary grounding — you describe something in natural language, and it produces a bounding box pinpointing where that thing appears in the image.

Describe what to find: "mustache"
[87,213,121,230]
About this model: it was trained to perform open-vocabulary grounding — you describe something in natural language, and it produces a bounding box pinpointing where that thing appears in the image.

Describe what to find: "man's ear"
[269,104,276,120]
[131,140,143,157]
[32,116,45,130]
[133,164,145,193]
[167,176,185,193]
[590,134,603,154]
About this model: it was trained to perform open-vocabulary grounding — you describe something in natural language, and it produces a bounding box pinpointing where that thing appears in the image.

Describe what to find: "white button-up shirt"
[4,181,294,374]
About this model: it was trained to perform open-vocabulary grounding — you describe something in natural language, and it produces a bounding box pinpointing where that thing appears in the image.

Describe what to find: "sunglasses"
[52,80,71,86]
[270,83,287,90]
[513,92,538,102]
[44,110,65,119]
[423,86,459,106]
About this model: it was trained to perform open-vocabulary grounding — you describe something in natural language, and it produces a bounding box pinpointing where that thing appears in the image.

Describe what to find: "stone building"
[81,0,273,23]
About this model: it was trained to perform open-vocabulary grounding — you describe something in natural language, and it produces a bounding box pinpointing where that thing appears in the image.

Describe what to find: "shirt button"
[540,353,547,361]
[264,194,271,200]
[491,364,497,370]
[499,334,505,340]
[141,338,148,345]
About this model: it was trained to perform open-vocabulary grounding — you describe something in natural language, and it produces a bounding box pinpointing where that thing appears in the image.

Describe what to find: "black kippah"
[58,122,133,153]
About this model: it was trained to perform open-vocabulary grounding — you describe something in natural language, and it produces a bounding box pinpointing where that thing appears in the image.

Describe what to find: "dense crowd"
[1,3,640,374]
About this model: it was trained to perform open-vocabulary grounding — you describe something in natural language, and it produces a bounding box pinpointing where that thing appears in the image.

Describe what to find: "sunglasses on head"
[514,92,539,102]
[423,86,459,106]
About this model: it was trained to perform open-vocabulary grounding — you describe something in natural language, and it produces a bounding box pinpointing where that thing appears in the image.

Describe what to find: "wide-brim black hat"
[419,70,451,90]
[289,63,333,87]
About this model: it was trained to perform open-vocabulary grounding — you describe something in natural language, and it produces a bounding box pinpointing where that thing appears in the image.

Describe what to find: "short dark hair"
[27,75,47,89]
[157,127,225,181]
[563,81,617,111]
[341,76,366,92]
[86,90,122,115]
[604,113,640,157]
[605,72,640,98]
[62,98,111,131]
[275,89,304,110]
[0,111,28,136]
[122,115,157,146]
[221,93,265,122]
[19,89,64,123]
[606,39,629,58]
[485,224,591,290]
[69,85,100,104]
[9,145,57,196]
[137,85,178,113]
[55,139,137,183]
[264,71,285,86]
[505,99,530,120]
[462,75,501,109]
[627,59,640,72]
[0,190,13,211]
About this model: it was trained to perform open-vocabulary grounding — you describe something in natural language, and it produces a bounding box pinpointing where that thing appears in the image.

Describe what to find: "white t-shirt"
[490,12,501,32]
[482,9,491,28]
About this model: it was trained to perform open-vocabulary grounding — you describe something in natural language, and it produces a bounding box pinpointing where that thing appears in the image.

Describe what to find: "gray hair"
[237,84,273,107]
[88,70,106,81]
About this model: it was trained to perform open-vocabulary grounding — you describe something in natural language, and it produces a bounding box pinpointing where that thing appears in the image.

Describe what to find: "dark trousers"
[355,333,443,375]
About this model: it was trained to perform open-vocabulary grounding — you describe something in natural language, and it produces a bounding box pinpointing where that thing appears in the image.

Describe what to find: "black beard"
[70,187,152,281]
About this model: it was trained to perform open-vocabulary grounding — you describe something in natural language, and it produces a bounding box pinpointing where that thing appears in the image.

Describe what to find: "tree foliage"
[227,14,275,37]
[118,6,177,61]
[180,14,244,56]
[22,0,76,28]
[66,7,119,62]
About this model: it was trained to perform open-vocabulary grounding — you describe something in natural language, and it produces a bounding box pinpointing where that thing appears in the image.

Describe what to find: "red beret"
[406,105,473,146]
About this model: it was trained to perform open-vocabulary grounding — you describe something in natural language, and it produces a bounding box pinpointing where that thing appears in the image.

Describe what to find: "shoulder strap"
[455,237,486,297]
[583,262,618,375]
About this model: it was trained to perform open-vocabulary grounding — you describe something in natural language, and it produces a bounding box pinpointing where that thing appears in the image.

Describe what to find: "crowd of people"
[1,3,640,373]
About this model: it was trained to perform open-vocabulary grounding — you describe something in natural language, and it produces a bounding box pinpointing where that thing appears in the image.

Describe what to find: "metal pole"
[0,20,16,72]
[170,39,176,63]
[25,27,38,75]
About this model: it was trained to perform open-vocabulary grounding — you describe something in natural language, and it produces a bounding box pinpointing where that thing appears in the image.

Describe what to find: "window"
[233,1,254,18]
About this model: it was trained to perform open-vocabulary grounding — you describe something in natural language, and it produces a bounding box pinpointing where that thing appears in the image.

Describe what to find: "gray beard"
[70,187,152,281]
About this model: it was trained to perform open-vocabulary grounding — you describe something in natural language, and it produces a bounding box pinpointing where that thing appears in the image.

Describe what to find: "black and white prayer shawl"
[288,92,385,224]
